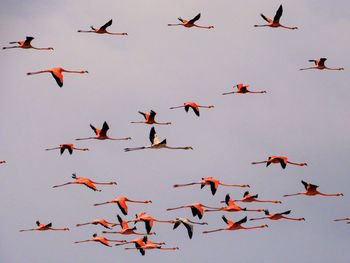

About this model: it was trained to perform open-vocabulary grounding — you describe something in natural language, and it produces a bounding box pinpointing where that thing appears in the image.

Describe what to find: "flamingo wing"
[235,216,247,225]
[319,58,327,67]
[182,221,193,239]
[191,106,200,117]
[51,71,63,87]
[273,5,283,23]
[280,210,291,215]
[138,111,148,120]
[209,181,217,195]
[225,194,231,205]
[145,220,153,234]
[222,215,229,224]
[149,127,156,144]
[189,13,201,24]
[117,201,128,215]
[100,121,109,136]
[260,14,271,23]
[24,36,34,45]
[90,124,98,135]
[45,222,52,228]
[243,191,250,197]
[60,147,65,155]
[279,159,287,169]
[301,180,308,190]
[100,19,113,30]
[149,110,156,121]
[173,220,181,229]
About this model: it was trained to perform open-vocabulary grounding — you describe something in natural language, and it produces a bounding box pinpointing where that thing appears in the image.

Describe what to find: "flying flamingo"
[334,218,350,224]
[131,110,171,125]
[94,196,152,215]
[115,237,148,255]
[171,218,208,239]
[169,102,214,117]
[76,121,131,141]
[52,173,117,192]
[102,214,156,235]
[222,83,266,95]
[173,176,249,195]
[130,211,175,234]
[74,233,126,247]
[27,67,88,87]
[3,36,54,50]
[254,5,298,30]
[250,210,305,222]
[45,144,89,155]
[166,202,218,219]
[19,221,69,232]
[77,19,127,35]
[76,218,117,229]
[124,127,193,152]
[125,236,178,252]
[251,155,307,169]
[283,180,343,197]
[168,13,214,29]
[299,58,344,71]
[230,191,282,204]
[203,216,268,234]
[205,194,264,213]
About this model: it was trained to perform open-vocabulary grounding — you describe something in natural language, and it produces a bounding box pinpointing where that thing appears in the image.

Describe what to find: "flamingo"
[76,218,117,229]
[283,180,343,197]
[254,5,298,30]
[45,144,89,155]
[3,36,53,50]
[250,210,305,221]
[131,110,171,125]
[115,237,148,255]
[125,236,178,252]
[171,218,208,239]
[203,216,268,234]
[230,191,282,204]
[168,13,214,29]
[205,194,264,213]
[75,233,126,247]
[53,173,117,192]
[19,221,69,232]
[124,127,193,152]
[76,121,131,141]
[102,214,156,235]
[169,102,214,117]
[251,155,307,169]
[222,83,266,95]
[77,19,127,35]
[167,202,218,219]
[299,58,344,71]
[130,211,174,234]
[94,196,152,215]
[27,67,88,87]
[334,218,350,224]
[173,176,249,195]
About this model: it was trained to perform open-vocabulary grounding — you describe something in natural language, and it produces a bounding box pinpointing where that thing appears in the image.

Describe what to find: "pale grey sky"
[1,0,349,262]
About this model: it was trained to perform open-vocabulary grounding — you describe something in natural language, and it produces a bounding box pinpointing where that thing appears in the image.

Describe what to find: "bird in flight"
[76,218,117,229]
[124,127,193,152]
[75,233,126,247]
[299,58,344,71]
[168,13,214,29]
[27,67,88,87]
[251,155,307,169]
[131,110,171,125]
[45,144,89,155]
[250,210,305,221]
[222,83,267,95]
[283,180,343,197]
[167,202,218,219]
[52,173,117,192]
[230,191,282,204]
[334,217,350,224]
[3,36,53,50]
[78,19,127,35]
[205,194,263,213]
[254,5,298,30]
[76,121,131,141]
[114,237,149,256]
[124,236,179,253]
[170,102,214,117]
[173,176,249,195]
[102,214,156,236]
[130,211,175,234]
[171,217,208,239]
[203,216,268,234]
[19,221,69,232]
[94,196,152,215]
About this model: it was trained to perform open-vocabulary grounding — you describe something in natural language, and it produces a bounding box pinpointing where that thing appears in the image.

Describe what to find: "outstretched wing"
[191,206,202,219]
[191,106,200,117]
[243,191,250,197]
[100,19,113,30]
[273,5,283,23]
[222,215,229,224]
[149,127,158,144]
[173,220,181,229]
[235,216,247,225]
[100,121,109,136]
[24,36,34,45]
[260,14,271,23]
[149,110,156,121]
[183,221,193,239]
[319,58,327,67]
[209,181,217,195]
[90,124,98,135]
[138,111,147,119]
[45,222,52,228]
[301,180,308,190]
[280,210,291,215]
[189,13,201,24]
[51,72,63,87]
[224,194,231,205]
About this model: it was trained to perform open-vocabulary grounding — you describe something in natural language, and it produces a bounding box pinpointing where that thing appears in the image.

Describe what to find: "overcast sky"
[1,0,349,262]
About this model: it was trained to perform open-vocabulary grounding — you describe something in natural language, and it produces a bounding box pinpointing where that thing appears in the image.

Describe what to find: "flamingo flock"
[2,2,347,260]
